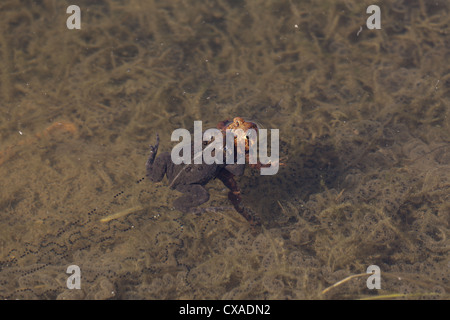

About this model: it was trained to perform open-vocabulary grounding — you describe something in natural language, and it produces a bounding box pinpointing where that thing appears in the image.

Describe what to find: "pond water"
[0,0,448,299]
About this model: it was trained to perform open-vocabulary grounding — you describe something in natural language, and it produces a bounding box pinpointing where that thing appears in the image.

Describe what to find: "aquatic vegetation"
[0,0,448,299]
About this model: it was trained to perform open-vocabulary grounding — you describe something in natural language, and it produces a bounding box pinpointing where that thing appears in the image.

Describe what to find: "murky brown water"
[0,0,448,299]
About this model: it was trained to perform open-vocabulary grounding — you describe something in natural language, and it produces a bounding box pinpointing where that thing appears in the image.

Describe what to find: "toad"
[146,118,261,226]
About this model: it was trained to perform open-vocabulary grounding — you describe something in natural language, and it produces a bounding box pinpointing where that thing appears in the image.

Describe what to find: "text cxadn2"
[170,121,279,175]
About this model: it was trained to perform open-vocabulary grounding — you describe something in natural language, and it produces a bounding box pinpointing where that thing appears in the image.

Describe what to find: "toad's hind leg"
[173,184,210,213]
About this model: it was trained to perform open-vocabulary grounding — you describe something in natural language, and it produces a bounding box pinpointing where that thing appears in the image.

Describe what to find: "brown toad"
[145,118,261,226]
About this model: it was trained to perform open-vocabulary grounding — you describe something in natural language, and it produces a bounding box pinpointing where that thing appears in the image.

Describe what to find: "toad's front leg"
[217,169,261,226]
